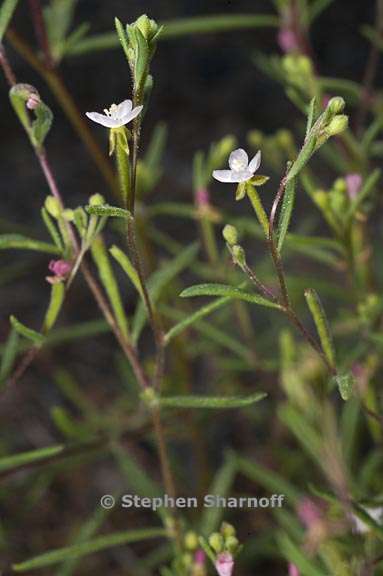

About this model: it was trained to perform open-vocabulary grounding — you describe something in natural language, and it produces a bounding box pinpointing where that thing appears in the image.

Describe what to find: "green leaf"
[41,207,64,251]
[304,288,336,368]
[0,233,60,254]
[200,452,237,536]
[0,0,19,41]
[91,236,129,339]
[132,243,199,344]
[309,0,335,22]
[43,282,65,333]
[66,14,279,56]
[331,372,355,401]
[159,392,266,409]
[277,177,296,253]
[305,98,317,137]
[0,444,64,473]
[114,17,130,60]
[43,0,78,62]
[86,204,131,219]
[277,532,327,576]
[180,283,281,310]
[32,101,53,147]
[110,245,143,297]
[12,527,166,571]
[237,456,301,503]
[0,328,19,384]
[9,83,53,148]
[112,443,162,498]
[10,316,44,346]
[164,291,239,344]
[351,503,383,541]
[246,184,270,237]
[133,26,149,89]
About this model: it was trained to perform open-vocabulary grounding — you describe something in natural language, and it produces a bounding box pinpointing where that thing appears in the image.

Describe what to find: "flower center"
[231,157,247,172]
[104,104,118,118]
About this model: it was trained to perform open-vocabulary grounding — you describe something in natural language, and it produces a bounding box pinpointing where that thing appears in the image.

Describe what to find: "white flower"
[351,506,383,534]
[213,148,261,183]
[86,99,143,128]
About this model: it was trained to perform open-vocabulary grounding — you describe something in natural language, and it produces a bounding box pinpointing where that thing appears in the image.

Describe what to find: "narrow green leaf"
[114,17,130,60]
[286,135,317,182]
[0,0,19,41]
[32,101,53,147]
[309,0,335,22]
[91,236,129,338]
[277,532,327,576]
[66,14,279,56]
[0,328,19,384]
[12,527,166,571]
[304,288,336,368]
[10,316,44,346]
[41,207,64,251]
[237,456,301,503]
[160,392,266,409]
[164,294,237,344]
[305,97,317,138]
[0,444,64,473]
[110,245,143,297]
[112,443,162,498]
[351,503,383,541]
[132,243,199,343]
[246,185,270,237]
[180,283,281,310]
[43,282,65,333]
[331,372,355,401]
[86,204,131,219]
[277,177,296,253]
[0,233,60,254]
[200,452,237,536]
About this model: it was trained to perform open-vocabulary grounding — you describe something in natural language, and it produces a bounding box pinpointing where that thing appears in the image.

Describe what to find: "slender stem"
[151,407,182,550]
[6,29,119,197]
[241,262,278,302]
[268,174,290,307]
[28,0,55,69]
[0,43,16,86]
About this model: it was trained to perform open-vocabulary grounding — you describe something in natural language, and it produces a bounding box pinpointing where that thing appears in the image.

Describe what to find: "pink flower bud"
[26,94,41,110]
[46,259,72,284]
[215,552,234,576]
[194,549,206,566]
[289,563,300,576]
[345,174,362,200]
[297,498,322,529]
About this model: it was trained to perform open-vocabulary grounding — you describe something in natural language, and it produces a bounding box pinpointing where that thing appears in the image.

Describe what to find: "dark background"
[0,1,379,573]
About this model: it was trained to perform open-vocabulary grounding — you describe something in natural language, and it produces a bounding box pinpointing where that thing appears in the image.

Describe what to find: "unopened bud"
[327,96,345,116]
[45,195,60,218]
[221,522,236,538]
[209,532,224,553]
[89,193,105,206]
[232,245,246,267]
[327,114,348,136]
[225,536,239,553]
[184,531,199,550]
[223,225,238,246]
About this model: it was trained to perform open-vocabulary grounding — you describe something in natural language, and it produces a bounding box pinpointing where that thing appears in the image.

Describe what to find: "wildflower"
[194,549,206,566]
[288,563,300,576]
[213,148,261,183]
[297,497,323,529]
[26,93,41,110]
[215,552,234,576]
[345,174,362,200]
[351,506,383,534]
[46,259,71,284]
[86,99,143,129]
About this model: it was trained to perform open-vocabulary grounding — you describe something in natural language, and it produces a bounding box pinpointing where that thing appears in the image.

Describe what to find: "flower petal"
[229,148,248,171]
[116,99,133,119]
[86,112,120,128]
[212,170,234,183]
[121,104,143,125]
[248,150,261,173]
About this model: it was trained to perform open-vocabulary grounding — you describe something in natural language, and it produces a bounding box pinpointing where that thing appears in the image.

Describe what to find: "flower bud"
[215,552,234,576]
[63,209,74,221]
[89,193,105,206]
[45,195,60,218]
[326,114,348,136]
[232,245,246,267]
[135,14,159,42]
[222,225,238,246]
[184,531,199,550]
[327,96,345,115]
[209,532,224,553]
[225,536,239,553]
[333,178,347,193]
[220,522,236,538]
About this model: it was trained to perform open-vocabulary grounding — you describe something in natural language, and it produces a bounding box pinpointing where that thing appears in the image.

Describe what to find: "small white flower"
[213,148,261,183]
[86,99,143,128]
[352,506,383,534]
